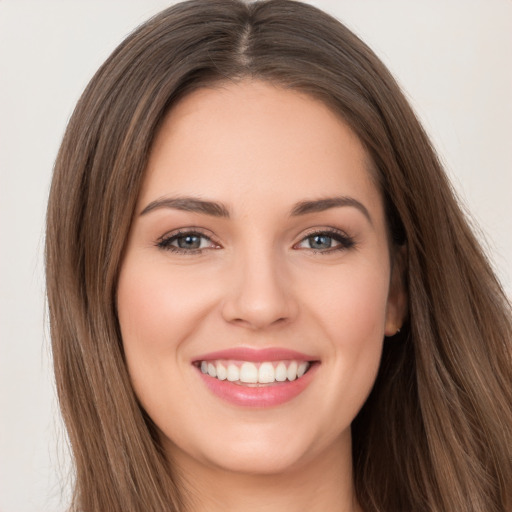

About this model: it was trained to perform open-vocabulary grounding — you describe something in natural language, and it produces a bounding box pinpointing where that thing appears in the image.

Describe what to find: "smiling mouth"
[195,359,313,386]
[193,349,319,406]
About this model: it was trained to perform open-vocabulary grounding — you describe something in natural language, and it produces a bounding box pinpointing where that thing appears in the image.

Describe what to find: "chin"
[161,418,351,478]
[211,441,310,476]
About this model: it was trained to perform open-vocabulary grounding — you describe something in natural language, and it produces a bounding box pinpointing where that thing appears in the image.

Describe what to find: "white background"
[0,1,511,510]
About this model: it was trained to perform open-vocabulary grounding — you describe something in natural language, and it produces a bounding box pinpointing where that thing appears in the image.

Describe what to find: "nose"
[221,247,298,330]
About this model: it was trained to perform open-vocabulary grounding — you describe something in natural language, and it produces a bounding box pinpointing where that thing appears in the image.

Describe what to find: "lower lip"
[196,363,318,408]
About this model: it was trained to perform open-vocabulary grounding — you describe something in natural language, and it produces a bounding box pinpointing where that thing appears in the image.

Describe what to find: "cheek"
[116,258,211,424]
[117,272,176,357]
[117,258,215,355]
[333,267,389,367]
[300,262,390,413]
[116,258,205,405]
[305,259,390,340]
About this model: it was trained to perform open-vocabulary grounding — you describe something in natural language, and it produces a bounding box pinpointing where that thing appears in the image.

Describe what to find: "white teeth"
[239,362,258,383]
[226,364,239,382]
[287,361,298,381]
[275,362,287,382]
[216,363,227,381]
[207,363,217,378]
[258,362,275,384]
[199,359,311,384]
[297,362,308,378]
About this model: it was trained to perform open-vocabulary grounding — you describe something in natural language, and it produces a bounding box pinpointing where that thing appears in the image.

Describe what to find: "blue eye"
[174,234,204,249]
[307,234,335,250]
[157,231,216,253]
[296,230,354,252]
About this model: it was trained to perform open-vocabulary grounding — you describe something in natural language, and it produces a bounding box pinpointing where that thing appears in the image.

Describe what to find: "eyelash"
[295,228,355,254]
[156,229,218,254]
[156,228,355,255]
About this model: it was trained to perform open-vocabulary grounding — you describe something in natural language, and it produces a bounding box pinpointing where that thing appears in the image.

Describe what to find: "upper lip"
[193,347,317,363]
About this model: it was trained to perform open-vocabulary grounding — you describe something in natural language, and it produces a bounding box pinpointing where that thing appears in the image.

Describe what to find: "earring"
[385,327,402,339]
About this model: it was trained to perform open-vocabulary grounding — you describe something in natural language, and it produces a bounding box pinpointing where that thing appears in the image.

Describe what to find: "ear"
[384,245,408,336]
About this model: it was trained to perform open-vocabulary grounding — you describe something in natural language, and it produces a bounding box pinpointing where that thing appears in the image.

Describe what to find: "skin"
[117,80,406,512]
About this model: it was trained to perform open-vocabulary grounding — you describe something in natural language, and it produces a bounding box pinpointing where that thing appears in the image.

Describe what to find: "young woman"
[45,0,512,510]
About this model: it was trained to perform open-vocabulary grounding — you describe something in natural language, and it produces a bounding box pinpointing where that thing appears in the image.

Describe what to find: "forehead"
[140,80,382,216]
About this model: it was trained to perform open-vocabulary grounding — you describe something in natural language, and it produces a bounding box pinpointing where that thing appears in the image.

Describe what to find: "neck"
[171,435,361,512]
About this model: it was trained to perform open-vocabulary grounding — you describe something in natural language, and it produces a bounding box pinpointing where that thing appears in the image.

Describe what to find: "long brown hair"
[45,1,512,510]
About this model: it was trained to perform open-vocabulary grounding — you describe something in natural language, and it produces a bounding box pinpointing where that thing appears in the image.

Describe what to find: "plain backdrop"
[0,1,511,510]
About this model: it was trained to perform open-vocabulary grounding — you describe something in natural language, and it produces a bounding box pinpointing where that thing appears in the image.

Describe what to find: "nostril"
[220,267,298,329]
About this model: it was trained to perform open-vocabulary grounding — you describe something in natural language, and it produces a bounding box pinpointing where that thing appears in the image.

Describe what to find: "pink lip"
[193,347,319,408]
[193,347,316,363]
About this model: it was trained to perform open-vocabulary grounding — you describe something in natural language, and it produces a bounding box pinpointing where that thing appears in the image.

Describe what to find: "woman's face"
[117,80,405,477]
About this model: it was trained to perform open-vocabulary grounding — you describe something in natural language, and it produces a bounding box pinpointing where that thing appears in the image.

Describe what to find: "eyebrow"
[140,197,230,217]
[291,196,372,224]
[140,195,371,223]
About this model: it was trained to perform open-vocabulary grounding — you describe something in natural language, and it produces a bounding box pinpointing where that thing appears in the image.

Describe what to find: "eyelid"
[156,227,221,253]
[155,226,355,254]
[293,227,355,252]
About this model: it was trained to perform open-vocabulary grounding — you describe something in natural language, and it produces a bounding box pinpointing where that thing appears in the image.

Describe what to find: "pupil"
[178,235,201,249]
[310,235,331,249]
